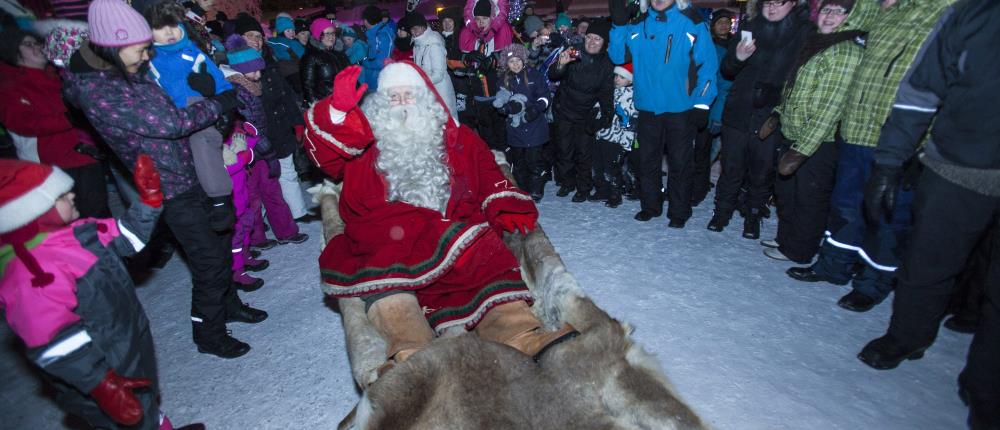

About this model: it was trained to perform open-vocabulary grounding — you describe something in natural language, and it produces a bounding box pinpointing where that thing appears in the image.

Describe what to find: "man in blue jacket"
[361,5,394,91]
[608,0,718,228]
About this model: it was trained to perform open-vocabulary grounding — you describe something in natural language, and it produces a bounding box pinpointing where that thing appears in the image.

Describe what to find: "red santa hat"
[378,61,458,126]
[614,63,633,82]
[0,159,74,235]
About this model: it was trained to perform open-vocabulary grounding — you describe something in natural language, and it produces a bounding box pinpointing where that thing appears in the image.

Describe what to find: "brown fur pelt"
[313,156,707,429]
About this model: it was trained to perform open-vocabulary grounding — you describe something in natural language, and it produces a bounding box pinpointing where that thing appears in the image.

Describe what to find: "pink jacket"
[459,0,513,53]
[223,122,260,215]
[0,218,123,348]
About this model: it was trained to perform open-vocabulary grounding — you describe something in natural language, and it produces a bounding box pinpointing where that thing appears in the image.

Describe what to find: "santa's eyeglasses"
[388,91,417,105]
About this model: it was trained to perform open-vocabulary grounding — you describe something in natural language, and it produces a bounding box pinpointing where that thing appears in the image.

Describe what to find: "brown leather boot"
[475,301,578,360]
[367,293,435,376]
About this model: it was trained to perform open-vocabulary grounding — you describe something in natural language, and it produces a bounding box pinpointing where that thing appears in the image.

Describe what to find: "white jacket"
[412,29,458,121]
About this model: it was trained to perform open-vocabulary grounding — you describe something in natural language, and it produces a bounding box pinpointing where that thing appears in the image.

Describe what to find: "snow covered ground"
[0,183,971,429]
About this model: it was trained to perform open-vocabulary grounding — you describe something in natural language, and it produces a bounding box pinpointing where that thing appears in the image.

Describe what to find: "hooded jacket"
[459,0,513,53]
[413,29,458,120]
[362,21,395,90]
[498,68,550,147]
[720,3,812,133]
[149,28,232,108]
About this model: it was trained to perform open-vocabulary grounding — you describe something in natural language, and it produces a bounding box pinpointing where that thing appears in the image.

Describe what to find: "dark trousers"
[811,141,914,301]
[774,139,839,263]
[162,187,240,343]
[554,118,596,194]
[714,124,780,216]
[636,110,695,221]
[65,162,111,218]
[691,126,717,205]
[473,100,507,152]
[594,138,626,198]
[508,145,546,196]
[950,225,994,323]
[961,258,1000,430]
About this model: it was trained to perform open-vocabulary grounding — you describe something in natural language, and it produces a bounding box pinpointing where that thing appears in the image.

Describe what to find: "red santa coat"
[303,62,538,332]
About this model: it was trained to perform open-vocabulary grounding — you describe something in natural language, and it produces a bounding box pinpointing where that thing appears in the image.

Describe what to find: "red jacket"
[0,64,95,169]
[303,94,537,297]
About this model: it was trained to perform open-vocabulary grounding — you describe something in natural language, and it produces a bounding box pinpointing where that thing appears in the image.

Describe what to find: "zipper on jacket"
[883,43,909,78]
[665,34,673,64]
[699,79,712,98]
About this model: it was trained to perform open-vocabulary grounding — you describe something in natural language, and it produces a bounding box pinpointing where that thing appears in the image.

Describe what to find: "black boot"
[227,302,269,323]
[529,168,546,202]
[556,184,574,197]
[572,190,591,203]
[837,290,877,312]
[742,209,761,239]
[196,334,251,359]
[943,314,979,334]
[858,334,926,370]
[707,211,731,232]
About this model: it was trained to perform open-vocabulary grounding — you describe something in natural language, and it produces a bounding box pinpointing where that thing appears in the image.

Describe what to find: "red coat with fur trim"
[303,94,537,297]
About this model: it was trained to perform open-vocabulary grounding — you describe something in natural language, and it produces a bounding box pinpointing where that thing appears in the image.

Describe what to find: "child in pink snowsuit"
[0,157,193,430]
[224,122,266,290]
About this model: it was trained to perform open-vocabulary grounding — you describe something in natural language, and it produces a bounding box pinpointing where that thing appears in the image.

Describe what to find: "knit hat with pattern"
[87,0,152,47]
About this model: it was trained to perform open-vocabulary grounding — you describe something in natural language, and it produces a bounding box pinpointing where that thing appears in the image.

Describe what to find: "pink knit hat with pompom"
[87,0,152,47]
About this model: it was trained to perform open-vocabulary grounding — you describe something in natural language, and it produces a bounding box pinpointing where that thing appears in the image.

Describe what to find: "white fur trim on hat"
[614,66,633,82]
[378,62,425,91]
[0,167,74,234]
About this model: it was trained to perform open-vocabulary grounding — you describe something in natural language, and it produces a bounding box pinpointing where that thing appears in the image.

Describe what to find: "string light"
[509,0,524,23]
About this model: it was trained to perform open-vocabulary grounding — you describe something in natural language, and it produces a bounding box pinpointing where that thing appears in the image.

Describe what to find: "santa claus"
[303,62,576,373]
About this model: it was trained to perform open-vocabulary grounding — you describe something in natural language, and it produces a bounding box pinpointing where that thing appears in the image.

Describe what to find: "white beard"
[363,87,452,214]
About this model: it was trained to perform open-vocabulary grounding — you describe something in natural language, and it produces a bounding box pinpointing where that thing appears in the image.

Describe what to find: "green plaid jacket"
[840,0,955,148]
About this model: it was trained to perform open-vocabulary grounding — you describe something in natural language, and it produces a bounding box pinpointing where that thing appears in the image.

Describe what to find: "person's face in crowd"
[152,24,183,45]
[195,0,214,11]
[283,28,295,39]
[614,73,630,88]
[475,15,491,30]
[557,24,569,33]
[507,56,524,73]
[397,28,409,38]
[321,27,337,48]
[540,27,551,37]
[388,86,417,106]
[17,35,47,69]
[576,21,589,35]
[245,70,262,81]
[584,33,604,55]
[762,0,794,22]
[243,31,263,51]
[326,13,337,21]
[342,35,354,47]
[381,16,389,23]
[296,30,310,45]
[411,25,427,38]
[55,192,79,224]
[712,17,732,39]
[119,42,151,74]
[817,4,849,34]
[524,6,534,16]
[650,0,675,12]
[441,17,455,32]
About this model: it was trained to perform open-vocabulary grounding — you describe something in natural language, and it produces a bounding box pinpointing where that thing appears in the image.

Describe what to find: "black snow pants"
[714,124,781,217]
[554,117,596,194]
[636,110,695,222]
[774,139,839,263]
[594,138,626,199]
[691,125,717,206]
[509,145,547,197]
[65,162,111,218]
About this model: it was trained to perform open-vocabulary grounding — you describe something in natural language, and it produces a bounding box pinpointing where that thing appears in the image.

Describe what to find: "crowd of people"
[0,0,996,428]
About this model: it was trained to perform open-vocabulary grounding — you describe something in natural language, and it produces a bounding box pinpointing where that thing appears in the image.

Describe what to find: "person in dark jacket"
[691,9,735,207]
[707,0,812,239]
[547,19,615,202]
[64,0,266,359]
[0,157,197,430]
[855,2,999,428]
[300,17,350,105]
[495,43,550,201]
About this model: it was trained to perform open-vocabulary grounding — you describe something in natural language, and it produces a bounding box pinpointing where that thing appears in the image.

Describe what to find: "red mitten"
[494,213,537,235]
[134,154,163,208]
[90,369,151,426]
[331,65,368,113]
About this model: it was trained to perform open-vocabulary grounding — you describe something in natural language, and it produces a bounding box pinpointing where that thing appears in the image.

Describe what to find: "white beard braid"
[363,86,452,214]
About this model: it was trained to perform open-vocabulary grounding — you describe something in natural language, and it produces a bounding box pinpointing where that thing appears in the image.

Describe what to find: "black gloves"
[690,108,710,130]
[207,195,236,233]
[863,164,902,224]
[214,111,236,137]
[75,143,107,161]
[187,63,217,98]
[211,89,239,112]
[504,100,523,115]
[524,102,544,122]
[462,51,486,70]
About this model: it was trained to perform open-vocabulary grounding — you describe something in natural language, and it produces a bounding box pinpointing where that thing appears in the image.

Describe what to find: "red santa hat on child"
[614,63,633,82]
[0,159,75,287]
[378,61,458,126]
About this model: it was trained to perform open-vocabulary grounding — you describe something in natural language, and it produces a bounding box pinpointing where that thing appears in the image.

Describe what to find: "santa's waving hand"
[303,61,576,377]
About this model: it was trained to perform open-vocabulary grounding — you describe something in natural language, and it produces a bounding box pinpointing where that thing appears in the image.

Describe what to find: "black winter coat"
[547,48,615,125]
[721,6,812,132]
[261,64,305,159]
[299,42,351,106]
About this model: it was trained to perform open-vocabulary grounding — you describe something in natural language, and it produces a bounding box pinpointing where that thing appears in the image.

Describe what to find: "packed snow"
[0,182,970,429]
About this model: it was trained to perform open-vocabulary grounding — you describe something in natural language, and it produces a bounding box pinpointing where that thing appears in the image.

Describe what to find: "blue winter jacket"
[608,5,719,114]
[345,40,368,65]
[362,22,395,91]
[149,30,231,109]
[709,41,733,125]
[499,69,550,148]
[267,36,305,60]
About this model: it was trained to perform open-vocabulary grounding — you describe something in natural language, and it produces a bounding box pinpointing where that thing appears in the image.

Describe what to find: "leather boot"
[743,209,761,239]
[475,301,578,360]
[367,294,435,375]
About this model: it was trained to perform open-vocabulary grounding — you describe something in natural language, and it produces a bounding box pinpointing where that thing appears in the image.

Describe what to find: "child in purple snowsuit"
[0,157,194,430]
[223,123,265,290]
